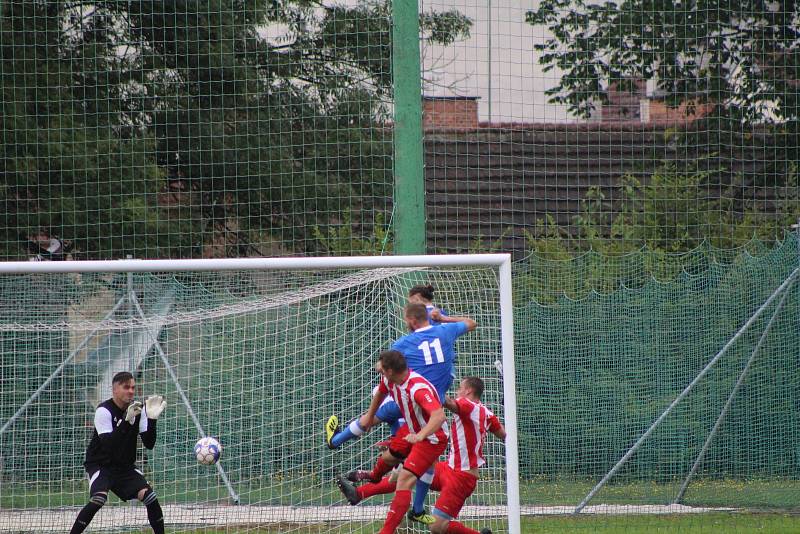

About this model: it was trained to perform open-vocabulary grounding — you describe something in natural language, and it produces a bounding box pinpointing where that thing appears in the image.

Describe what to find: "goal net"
[0,255,517,533]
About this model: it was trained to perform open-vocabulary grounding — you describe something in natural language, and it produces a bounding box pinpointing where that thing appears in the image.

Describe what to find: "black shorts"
[87,466,149,501]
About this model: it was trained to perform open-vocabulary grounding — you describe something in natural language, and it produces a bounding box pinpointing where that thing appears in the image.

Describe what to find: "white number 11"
[418,338,445,365]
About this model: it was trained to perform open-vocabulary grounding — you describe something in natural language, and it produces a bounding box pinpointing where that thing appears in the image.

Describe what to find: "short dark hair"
[378,350,407,373]
[112,371,134,385]
[404,302,428,323]
[409,284,435,302]
[462,376,485,398]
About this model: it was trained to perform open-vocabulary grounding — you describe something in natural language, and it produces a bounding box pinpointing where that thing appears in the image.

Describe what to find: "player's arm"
[488,414,506,440]
[430,309,477,332]
[139,396,167,450]
[360,382,388,432]
[443,396,459,413]
[406,389,445,443]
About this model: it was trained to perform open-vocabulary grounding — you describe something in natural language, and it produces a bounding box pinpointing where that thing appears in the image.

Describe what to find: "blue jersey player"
[326,299,476,524]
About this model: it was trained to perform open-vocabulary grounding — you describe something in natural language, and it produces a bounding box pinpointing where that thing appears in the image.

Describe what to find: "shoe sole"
[325,416,339,449]
[336,476,361,505]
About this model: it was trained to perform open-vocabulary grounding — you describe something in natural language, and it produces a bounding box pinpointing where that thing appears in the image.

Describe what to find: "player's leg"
[379,466,416,534]
[430,464,485,534]
[408,467,435,524]
[379,439,446,534]
[328,401,402,449]
[116,468,164,534]
[137,486,165,534]
[367,424,411,482]
[336,471,397,505]
[70,469,111,534]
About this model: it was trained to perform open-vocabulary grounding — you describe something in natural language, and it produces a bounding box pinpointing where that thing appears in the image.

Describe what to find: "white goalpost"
[0,254,519,534]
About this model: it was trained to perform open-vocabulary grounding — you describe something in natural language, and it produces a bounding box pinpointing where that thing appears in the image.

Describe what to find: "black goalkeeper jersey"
[84,398,157,472]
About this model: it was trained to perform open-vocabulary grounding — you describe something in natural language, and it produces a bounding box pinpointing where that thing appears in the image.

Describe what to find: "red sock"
[446,521,479,534]
[369,457,394,482]
[358,477,396,500]
[378,489,411,534]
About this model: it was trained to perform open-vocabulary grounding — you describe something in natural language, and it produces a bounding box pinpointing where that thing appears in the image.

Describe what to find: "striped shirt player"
[336,376,505,534]
[447,395,501,471]
[70,372,167,534]
[431,377,506,534]
[337,350,448,534]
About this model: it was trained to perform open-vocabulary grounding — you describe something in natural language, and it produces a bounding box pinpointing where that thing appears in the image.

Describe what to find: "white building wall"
[421,0,578,123]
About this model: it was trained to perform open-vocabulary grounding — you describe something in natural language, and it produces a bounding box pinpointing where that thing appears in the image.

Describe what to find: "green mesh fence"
[3,0,800,531]
[420,0,800,258]
[5,2,798,261]
[515,233,799,511]
[1,1,402,259]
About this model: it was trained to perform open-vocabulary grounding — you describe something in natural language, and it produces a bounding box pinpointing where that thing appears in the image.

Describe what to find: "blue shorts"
[376,401,403,435]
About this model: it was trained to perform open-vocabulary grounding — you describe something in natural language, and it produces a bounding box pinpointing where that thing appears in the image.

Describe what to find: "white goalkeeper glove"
[145,395,167,420]
[125,401,143,425]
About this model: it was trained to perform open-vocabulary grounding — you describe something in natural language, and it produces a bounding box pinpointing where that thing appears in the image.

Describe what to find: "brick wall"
[423,96,479,130]
[645,99,712,124]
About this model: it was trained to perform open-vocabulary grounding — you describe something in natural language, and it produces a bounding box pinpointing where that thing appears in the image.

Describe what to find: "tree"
[526,0,800,125]
[0,1,471,259]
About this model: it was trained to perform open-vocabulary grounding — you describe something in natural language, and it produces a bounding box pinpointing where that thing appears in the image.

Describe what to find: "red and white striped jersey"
[378,370,449,445]
[448,396,502,470]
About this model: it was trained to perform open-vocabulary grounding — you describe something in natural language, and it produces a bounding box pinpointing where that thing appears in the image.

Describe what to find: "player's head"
[403,302,430,331]
[377,349,408,383]
[112,371,136,405]
[408,284,435,305]
[457,376,485,400]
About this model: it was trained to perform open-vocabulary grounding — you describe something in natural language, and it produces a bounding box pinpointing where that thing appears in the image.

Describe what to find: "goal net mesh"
[0,265,510,533]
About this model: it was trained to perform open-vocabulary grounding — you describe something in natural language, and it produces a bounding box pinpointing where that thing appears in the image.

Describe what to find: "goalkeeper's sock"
[331,419,365,448]
[358,477,396,499]
[412,468,433,514]
[379,489,411,534]
[142,489,164,534]
[446,521,479,534]
[69,499,104,534]
[369,457,394,482]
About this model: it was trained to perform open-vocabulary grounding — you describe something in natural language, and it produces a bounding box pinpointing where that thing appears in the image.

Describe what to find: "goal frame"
[0,253,520,534]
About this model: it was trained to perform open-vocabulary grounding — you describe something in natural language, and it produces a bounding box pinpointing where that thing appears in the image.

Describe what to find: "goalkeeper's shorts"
[87,466,149,501]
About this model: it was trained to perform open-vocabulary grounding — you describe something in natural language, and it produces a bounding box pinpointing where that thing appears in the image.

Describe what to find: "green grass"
[4,478,800,510]
[519,478,800,509]
[127,513,800,533]
[519,513,800,533]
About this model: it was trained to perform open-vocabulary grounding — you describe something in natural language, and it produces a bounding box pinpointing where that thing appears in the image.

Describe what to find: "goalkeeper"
[70,371,167,534]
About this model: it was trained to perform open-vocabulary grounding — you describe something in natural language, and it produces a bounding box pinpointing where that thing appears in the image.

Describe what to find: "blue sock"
[331,419,365,448]
[412,468,434,514]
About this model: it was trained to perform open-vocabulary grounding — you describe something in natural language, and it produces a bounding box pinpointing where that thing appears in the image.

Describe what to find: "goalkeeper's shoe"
[479,529,493,534]
[345,470,375,483]
[407,509,435,525]
[325,415,341,450]
[336,475,362,505]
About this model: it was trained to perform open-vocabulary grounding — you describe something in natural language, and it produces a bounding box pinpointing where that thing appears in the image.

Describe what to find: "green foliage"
[0,0,471,259]
[527,163,800,256]
[312,211,392,255]
[526,0,800,127]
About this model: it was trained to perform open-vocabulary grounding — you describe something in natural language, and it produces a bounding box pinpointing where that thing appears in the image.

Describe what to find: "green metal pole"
[392,0,426,255]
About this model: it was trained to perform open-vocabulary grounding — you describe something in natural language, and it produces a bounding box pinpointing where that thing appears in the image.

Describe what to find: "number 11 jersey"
[390,322,468,400]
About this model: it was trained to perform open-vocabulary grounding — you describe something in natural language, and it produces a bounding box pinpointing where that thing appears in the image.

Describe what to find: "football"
[194,436,222,465]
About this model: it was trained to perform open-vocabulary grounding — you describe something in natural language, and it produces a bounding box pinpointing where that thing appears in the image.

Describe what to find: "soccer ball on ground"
[195,437,222,465]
